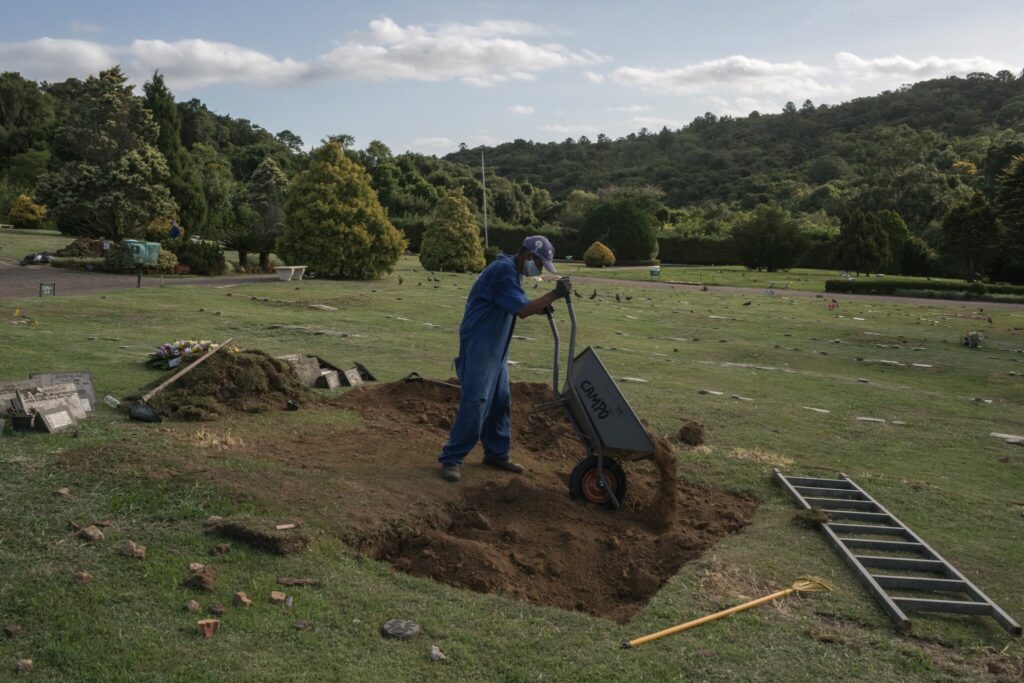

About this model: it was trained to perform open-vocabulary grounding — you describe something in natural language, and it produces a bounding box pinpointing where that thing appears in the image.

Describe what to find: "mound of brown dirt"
[678,420,706,446]
[338,378,585,461]
[145,351,309,420]
[55,238,106,258]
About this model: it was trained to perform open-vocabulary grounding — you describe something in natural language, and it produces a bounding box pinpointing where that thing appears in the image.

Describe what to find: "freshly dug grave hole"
[343,379,756,622]
[136,377,757,621]
[372,475,756,622]
[143,351,310,421]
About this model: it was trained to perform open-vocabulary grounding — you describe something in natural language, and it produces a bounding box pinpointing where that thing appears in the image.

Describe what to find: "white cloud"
[540,122,600,136]
[608,55,841,98]
[127,39,307,88]
[411,136,455,149]
[508,104,534,114]
[0,18,608,90]
[583,70,605,83]
[628,115,687,129]
[707,95,782,117]
[608,104,651,112]
[835,52,1012,80]
[0,38,117,82]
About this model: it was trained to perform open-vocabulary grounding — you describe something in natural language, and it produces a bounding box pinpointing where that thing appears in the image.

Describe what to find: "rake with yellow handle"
[623,576,834,649]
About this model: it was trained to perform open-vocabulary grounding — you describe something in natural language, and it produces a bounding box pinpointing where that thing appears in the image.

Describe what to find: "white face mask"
[523,259,541,277]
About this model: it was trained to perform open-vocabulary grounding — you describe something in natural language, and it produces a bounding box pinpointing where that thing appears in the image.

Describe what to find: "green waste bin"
[124,240,161,266]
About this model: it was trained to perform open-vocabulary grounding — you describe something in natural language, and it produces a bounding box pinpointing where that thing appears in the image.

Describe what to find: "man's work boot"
[484,460,524,474]
[441,463,461,482]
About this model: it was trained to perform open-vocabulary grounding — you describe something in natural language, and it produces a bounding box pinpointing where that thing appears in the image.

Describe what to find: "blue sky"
[2,1,1022,154]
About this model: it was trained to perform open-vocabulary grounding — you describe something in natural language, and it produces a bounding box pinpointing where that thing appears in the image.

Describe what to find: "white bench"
[274,265,307,282]
[0,223,14,230]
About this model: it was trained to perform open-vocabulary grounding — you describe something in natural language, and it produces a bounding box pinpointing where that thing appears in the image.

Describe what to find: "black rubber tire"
[569,456,627,508]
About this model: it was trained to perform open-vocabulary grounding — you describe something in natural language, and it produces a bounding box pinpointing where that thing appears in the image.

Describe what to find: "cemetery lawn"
[1,257,1022,681]
[557,262,969,293]
[0,229,73,261]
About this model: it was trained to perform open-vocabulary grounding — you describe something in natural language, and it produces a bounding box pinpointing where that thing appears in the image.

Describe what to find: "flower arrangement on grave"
[147,340,239,368]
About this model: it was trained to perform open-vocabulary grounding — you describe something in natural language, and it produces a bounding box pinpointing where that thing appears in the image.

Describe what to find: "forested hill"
[446,73,1024,234]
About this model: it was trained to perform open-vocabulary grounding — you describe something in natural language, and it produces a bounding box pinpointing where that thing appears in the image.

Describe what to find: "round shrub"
[419,189,485,272]
[580,200,657,261]
[583,241,616,267]
[7,194,47,229]
[278,142,405,279]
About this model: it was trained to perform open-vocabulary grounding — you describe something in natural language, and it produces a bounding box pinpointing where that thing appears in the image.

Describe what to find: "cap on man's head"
[522,235,557,273]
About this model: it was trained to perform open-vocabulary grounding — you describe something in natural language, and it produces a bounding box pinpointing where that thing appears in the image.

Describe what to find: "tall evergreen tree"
[995,155,1024,281]
[143,72,207,232]
[835,211,890,275]
[732,204,807,271]
[37,67,176,239]
[246,156,289,269]
[278,142,405,279]
[941,193,998,280]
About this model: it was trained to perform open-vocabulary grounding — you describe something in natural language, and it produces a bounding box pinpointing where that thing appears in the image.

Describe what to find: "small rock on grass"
[4,624,22,639]
[210,543,230,556]
[72,571,92,584]
[208,603,226,616]
[270,591,287,605]
[119,540,146,560]
[182,565,217,592]
[54,487,71,497]
[184,600,200,613]
[381,618,420,641]
[294,619,314,631]
[430,645,447,662]
[15,659,33,673]
[78,525,103,542]
[233,592,252,608]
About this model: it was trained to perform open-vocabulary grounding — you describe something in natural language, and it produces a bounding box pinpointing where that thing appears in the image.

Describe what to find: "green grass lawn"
[0,229,73,262]
[1,256,1022,681]
[558,262,969,293]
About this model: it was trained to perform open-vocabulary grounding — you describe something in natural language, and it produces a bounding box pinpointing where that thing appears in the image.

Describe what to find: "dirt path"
[569,274,1024,310]
[0,258,277,300]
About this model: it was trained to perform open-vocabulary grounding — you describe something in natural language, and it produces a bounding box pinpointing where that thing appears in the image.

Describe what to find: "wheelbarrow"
[539,279,656,508]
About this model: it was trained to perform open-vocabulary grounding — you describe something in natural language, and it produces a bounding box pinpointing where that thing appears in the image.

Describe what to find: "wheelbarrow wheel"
[569,456,627,508]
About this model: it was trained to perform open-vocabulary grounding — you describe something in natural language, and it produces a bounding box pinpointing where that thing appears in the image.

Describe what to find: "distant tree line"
[2,66,1024,281]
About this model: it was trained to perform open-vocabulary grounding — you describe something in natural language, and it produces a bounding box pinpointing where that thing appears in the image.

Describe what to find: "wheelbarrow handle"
[545,306,560,395]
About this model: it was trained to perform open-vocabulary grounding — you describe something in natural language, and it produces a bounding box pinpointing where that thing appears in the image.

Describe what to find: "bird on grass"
[398,276,404,285]
[574,290,582,299]
[616,293,621,303]
[742,301,752,306]
[590,290,598,300]
[625,295,632,301]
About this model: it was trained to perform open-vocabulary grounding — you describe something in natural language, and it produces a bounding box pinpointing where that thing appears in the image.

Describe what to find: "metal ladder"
[774,469,1021,636]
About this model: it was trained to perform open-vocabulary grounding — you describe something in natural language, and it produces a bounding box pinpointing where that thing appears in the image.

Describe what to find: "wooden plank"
[141,338,233,403]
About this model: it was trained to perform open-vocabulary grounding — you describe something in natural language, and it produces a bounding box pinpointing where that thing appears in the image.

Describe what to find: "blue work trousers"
[437,340,512,465]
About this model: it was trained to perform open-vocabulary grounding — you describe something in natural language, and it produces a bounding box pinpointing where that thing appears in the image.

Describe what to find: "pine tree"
[143,72,208,232]
[941,193,997,280]
[246,157,289,269]
[419,189,485,272]
[278,142,405,279]
[996,155,1024,281]
[36,67,177,239]
[834,211,890,275]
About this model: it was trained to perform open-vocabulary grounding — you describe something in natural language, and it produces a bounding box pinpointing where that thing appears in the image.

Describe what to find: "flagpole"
[481,150,489,249]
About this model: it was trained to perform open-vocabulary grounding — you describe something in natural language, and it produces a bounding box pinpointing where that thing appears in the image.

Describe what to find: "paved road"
[570,274,1024,310]
[0,257,277,300]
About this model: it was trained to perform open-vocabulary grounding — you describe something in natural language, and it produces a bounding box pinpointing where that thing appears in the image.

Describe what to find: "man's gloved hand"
[554,277,573,300]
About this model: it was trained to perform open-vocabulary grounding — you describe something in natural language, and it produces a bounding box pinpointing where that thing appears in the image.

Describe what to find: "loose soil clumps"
[145,351,309,420]
[145,377,757,621]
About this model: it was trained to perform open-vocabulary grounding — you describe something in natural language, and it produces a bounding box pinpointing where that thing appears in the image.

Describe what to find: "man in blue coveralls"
[438,235,572,482]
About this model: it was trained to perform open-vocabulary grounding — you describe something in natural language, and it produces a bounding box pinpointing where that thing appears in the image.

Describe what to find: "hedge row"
[825,279,1024,296]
